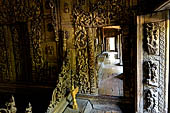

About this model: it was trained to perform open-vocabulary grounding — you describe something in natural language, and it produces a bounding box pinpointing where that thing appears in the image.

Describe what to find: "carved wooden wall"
[0,0,59,84]
[48,1,137,111]
[137,10,169,113]
[0,0,140,112]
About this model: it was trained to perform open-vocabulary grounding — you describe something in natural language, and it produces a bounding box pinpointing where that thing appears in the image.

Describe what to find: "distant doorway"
[97,26,124,96]
[109,38,115,51]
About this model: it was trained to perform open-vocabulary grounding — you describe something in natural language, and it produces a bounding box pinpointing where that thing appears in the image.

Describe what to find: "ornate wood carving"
[25,102,32,113]
[72,0,128,94]
[143,21,166,113]
[47,49,72,110]
[144,88,158,113]
[0,96,17,113]
[143,61,159,86]
[0,0,55,82]
[144,23,159,55]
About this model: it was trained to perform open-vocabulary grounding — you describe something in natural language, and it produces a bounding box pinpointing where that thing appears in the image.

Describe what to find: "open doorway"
[97,26,124,96]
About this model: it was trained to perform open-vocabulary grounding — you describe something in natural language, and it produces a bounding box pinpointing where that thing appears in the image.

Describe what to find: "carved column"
[88,28,97,93]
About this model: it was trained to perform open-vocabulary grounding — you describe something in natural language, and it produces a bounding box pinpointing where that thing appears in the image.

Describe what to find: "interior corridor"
[98,51,123,96]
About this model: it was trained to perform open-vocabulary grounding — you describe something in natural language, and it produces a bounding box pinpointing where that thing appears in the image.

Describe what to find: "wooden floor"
[98,52,123,96]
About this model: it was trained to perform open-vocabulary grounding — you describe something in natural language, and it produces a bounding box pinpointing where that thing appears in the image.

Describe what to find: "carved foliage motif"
[73,0,125,27]
[0,0,40,24]
[144,23,159,55]
[74,25,90,93]
[143,21,166,113]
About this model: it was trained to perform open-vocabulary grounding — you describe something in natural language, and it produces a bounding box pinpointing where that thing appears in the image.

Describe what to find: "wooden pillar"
[88,28,97,93]
[119,34,123,65]
[117,35,120,59]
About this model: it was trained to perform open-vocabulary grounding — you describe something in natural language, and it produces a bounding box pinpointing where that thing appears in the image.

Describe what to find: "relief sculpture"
[143,21,166,113]
[143,61,158,86]
[144,23,159,55]
[144,89,158,113]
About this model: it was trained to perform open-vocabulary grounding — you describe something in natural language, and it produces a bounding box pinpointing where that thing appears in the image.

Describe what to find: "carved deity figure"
[144,61,158,86]
[145,23,159,55]
[145,89,155,112]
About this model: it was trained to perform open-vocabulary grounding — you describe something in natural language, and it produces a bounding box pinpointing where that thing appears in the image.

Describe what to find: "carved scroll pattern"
[74,25,90,94]
[143,21,165,113]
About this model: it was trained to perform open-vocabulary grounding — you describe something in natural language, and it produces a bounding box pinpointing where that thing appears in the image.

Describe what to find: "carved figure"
[144,89,157,113]
[25,102,32,113]
[71,86,79,110]
[0,96,17,113]
[145,23,159,55]
[144,61,158,86]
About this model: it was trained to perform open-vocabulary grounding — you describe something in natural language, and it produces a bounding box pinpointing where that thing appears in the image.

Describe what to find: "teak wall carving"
[0,0,59,83]
[143,21,167,113]
[49,0,135,110]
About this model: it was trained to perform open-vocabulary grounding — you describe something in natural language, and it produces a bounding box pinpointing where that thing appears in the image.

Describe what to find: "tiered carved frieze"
[143,21,166,113]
